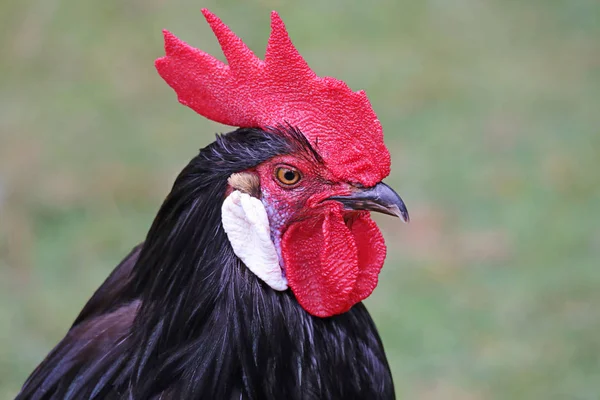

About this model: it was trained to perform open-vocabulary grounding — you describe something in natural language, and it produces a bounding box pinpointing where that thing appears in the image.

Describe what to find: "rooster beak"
[329,182,409,222]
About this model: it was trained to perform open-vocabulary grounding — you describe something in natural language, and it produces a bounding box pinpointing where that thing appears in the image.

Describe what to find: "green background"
[1,0,599,398]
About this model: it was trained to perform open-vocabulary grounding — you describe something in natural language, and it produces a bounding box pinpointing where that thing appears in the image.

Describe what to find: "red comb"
[155,9,390,186]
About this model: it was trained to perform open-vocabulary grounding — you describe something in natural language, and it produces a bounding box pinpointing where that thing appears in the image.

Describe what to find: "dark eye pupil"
[284,170,296,181]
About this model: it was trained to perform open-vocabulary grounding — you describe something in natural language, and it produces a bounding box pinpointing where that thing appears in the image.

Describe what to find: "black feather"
[17,127,395,400]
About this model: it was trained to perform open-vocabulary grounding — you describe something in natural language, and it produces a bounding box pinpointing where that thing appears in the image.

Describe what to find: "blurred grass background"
[1,0,599,398]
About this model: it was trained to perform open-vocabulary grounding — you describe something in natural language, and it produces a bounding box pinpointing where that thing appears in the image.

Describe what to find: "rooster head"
[155,9,408,317]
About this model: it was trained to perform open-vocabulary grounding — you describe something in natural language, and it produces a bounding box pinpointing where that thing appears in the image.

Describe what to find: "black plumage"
[17,127,395,400]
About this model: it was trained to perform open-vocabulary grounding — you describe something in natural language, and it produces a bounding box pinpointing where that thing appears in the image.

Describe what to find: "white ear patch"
[221,190,288,291]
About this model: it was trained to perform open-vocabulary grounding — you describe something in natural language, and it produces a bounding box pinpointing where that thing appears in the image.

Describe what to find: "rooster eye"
[275,166,301,186]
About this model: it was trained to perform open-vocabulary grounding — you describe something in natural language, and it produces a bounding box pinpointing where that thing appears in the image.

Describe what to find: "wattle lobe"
[281,207,386,317]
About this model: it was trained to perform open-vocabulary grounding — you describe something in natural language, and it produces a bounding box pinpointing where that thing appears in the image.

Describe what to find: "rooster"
[18,9,409,400]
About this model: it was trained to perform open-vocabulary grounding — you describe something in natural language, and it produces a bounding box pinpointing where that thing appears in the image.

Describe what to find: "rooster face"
[223,129,408,318]
[254,143,408,228]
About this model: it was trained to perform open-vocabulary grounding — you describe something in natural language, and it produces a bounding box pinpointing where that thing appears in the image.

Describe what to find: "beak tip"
[391,205,410,223]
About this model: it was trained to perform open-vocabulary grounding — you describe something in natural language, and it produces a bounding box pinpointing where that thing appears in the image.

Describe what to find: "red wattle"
[281,207,386,317]
[347,213,386,301]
